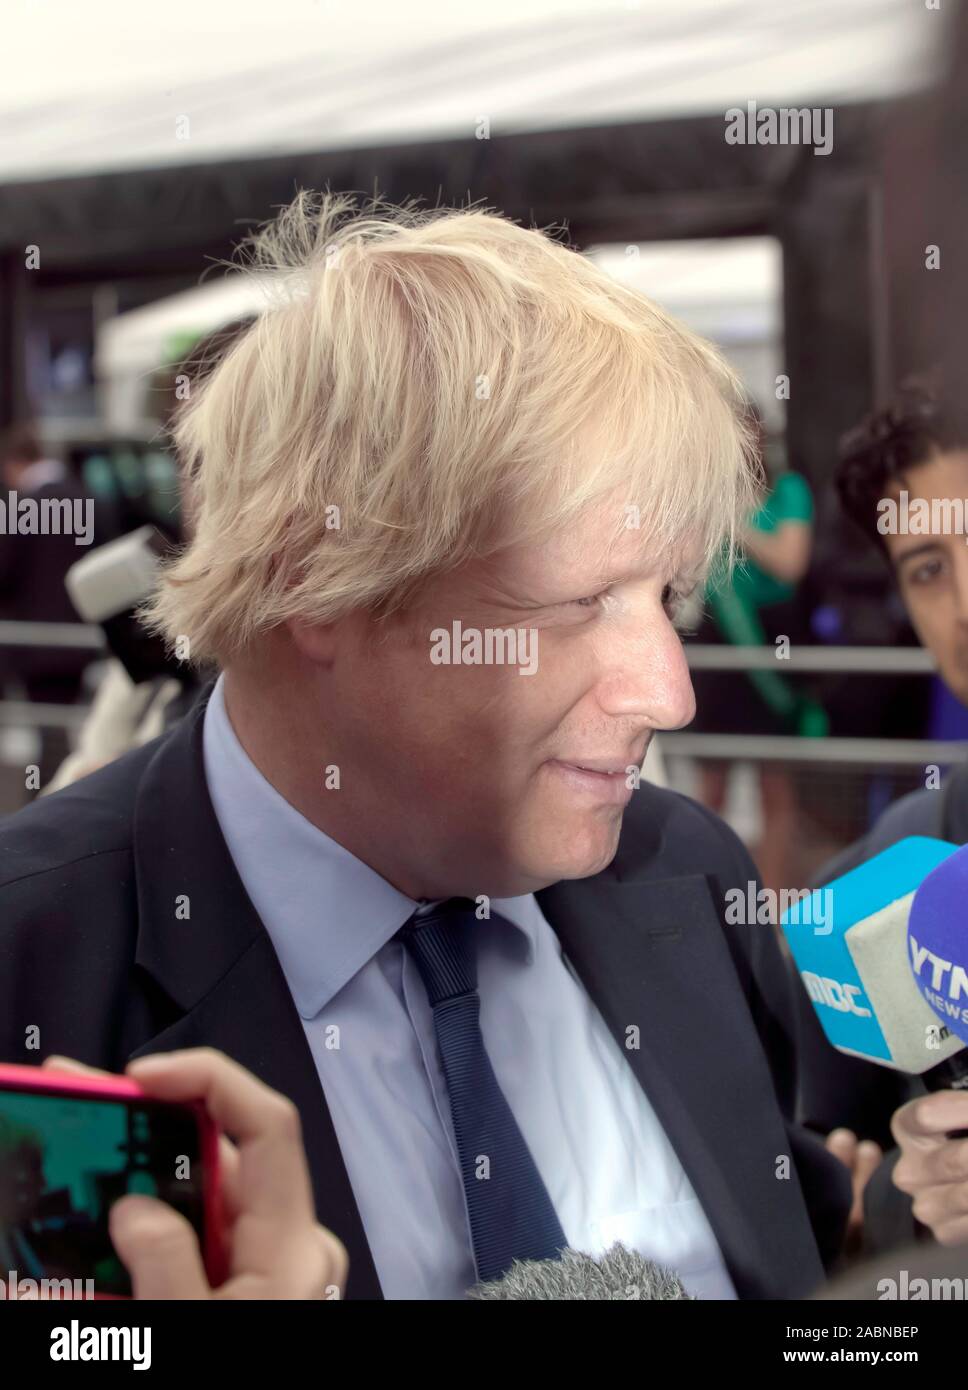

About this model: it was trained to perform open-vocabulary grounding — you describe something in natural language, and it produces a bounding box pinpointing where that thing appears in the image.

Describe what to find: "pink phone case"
[0,1060,228,1298]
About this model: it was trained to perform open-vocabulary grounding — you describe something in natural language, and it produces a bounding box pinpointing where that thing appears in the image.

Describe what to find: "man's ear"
[286,617,338,665]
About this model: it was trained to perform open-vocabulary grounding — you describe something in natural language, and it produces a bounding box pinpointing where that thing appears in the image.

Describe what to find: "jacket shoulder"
[0,736,162,889]
[614,779,754,884]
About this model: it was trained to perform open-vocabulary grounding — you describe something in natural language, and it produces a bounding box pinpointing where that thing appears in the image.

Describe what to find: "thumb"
[109,1194,212,1299]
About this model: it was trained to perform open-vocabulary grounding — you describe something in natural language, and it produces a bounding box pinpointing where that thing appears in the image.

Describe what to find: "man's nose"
[593,612,696,732]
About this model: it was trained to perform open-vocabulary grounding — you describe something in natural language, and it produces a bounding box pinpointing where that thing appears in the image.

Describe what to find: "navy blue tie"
[396,897,568,1282]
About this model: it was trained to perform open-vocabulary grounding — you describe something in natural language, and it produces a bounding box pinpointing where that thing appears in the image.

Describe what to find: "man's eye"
[564,591,606,609]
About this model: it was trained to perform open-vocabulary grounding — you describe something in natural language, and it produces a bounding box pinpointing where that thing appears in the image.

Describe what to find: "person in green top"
[689,404,823,895]
[736,468,815,606]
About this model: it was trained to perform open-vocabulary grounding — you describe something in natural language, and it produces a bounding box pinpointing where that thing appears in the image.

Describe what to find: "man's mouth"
[562,763,626,776]
[553,752,644,776]
[546,759,638,802]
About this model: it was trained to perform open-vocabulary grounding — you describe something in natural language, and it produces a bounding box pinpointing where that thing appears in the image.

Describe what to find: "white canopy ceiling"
[0,0,946,185]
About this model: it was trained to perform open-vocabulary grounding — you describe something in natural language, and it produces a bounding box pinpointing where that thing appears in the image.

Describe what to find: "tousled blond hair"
[141,189,762,666]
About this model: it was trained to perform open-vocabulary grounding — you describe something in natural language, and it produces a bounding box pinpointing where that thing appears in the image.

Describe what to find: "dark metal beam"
[0,249,29,426]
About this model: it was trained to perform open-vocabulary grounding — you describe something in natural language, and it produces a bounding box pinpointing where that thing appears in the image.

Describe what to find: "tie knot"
[396,897,480,1005]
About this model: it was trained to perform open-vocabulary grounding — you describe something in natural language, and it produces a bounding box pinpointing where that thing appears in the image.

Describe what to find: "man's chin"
[533,820,624,883]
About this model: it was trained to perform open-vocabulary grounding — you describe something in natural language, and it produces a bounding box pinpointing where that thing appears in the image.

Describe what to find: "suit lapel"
[129,684,383,1299]
[536,867,826,1299]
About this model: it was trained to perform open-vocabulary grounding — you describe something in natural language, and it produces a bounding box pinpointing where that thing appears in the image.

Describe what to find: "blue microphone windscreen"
[909,842,968,1047]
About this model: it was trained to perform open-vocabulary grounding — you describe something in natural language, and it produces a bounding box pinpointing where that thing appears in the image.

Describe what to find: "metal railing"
[672,645,951,764]
[0,621,104,650]
[663,733,968,765]
[0,700,91,730]
[0,622,106,728]
[685,644,935,674]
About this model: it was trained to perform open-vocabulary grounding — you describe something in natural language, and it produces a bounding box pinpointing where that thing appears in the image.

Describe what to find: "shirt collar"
[202,673,538,1019]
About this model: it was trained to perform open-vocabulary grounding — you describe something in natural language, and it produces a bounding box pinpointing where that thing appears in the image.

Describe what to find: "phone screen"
[0,1084,206,1297]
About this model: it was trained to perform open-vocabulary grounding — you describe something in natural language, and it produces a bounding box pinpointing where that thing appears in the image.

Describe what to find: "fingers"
[901,1179,968,1244]
[825,1128,858,1168]
[318,1226,349,1298]
[893,1096,968,1188]
[214,1223,349,1301]
[891,1092,968,1148]
[825,1129,882,1243]
[41,1054,226,1294]
[39,1048,349,1299]
[125,1049,317,1231]
[849,1139,883,1225]
[216,1133,243,1223]
[43,1054,113,1077]
[108,1195,212,1299]
[892,1094,968,1242]
[927,1214,968,1247]
[852,1139,884,1194]
[120,1048,349,1299]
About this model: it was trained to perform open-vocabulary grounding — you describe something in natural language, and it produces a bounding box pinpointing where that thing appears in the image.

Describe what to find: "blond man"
[0,192,851,1300]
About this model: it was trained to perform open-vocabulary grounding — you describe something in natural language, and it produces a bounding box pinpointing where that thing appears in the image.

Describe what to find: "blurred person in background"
[0,422,110,789]
[795,369,968,1254]
[828,370,968,865]
[689,403,824,895]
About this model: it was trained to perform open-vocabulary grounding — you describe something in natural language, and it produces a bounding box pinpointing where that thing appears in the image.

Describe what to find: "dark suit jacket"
[0,683,851,1299]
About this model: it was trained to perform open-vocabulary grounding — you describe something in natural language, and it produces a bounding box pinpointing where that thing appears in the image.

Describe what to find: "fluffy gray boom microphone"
[466,1243,693,1300]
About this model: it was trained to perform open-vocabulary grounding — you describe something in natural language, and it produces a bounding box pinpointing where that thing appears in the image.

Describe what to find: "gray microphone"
[65,525,184,684]
[466,1243,693,1300]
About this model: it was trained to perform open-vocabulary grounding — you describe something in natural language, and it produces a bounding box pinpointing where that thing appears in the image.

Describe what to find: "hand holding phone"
[1,1048,348,1300]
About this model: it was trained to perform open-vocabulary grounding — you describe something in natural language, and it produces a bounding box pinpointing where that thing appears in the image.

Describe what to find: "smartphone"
[0,1061,228,1299]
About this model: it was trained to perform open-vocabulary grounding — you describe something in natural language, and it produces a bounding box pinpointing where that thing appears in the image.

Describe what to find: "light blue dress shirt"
[202,674,737,1299]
